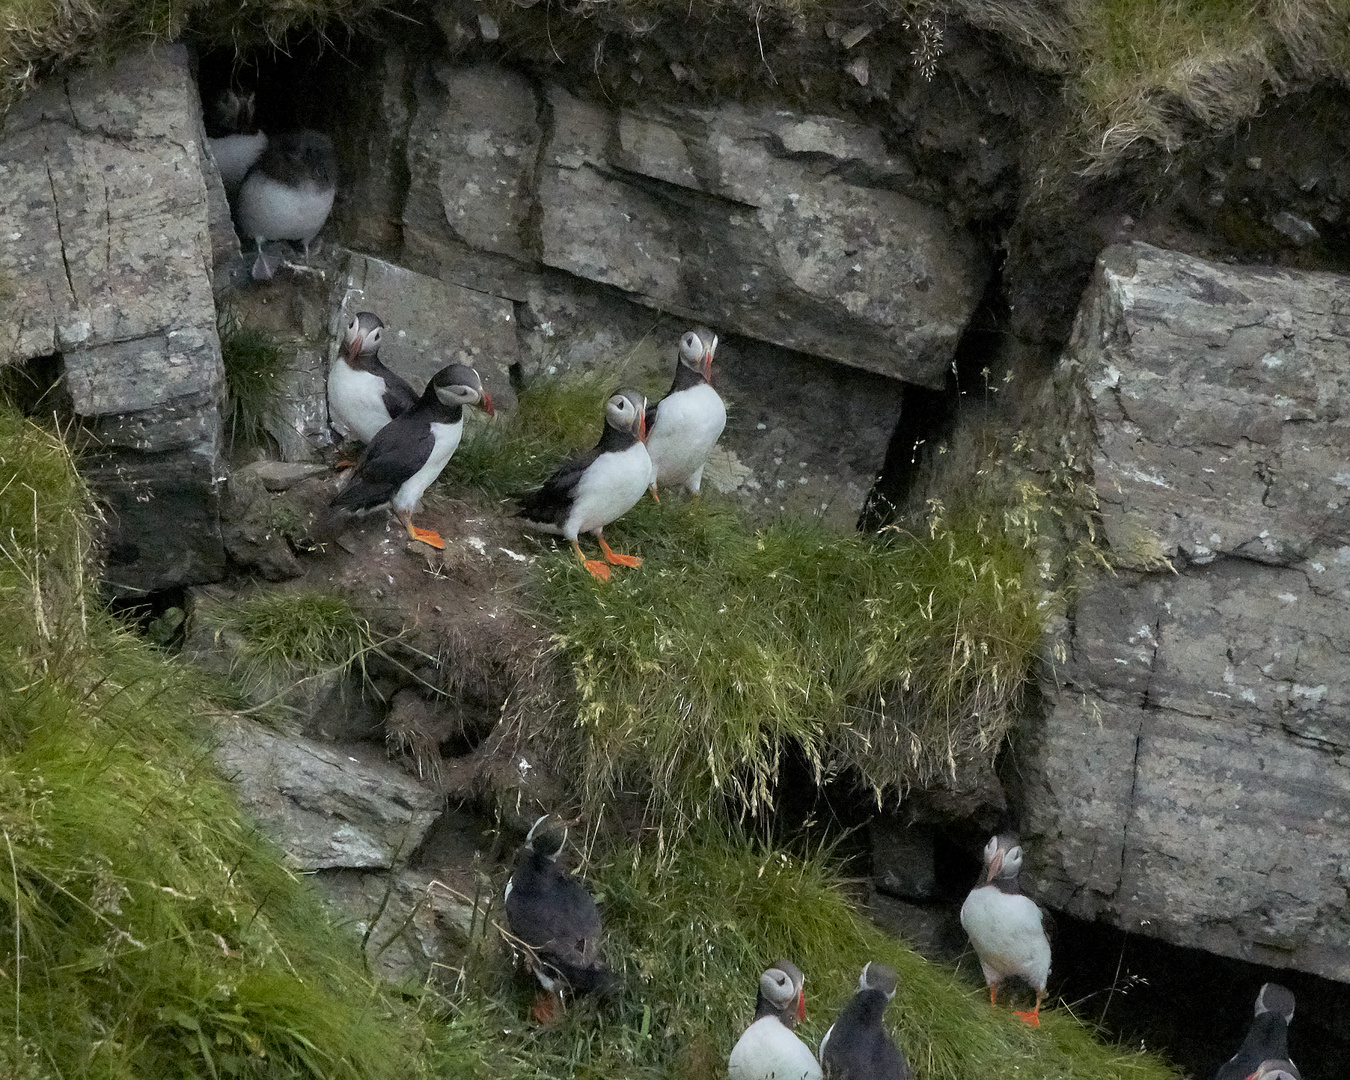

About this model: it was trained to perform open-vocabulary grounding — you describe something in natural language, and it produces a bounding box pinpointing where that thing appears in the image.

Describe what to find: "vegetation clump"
[219,313,289,447]
[0,405,421,1079]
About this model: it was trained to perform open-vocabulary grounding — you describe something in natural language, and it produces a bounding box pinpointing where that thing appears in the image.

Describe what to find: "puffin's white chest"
[208,132,268,195]
[646,383,726,490]
[960,886,1051,989]
[236,172,334,243]
[565,442,652,538]
[392,420,463,512]
[728,1017,822,1080]
[328,360,395,443]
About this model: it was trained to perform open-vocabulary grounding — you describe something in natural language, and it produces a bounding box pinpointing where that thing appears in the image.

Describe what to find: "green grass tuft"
[538,495,1041,843]
[0,403,422,1079]
[219,313,290,448]
[205,589,379,684]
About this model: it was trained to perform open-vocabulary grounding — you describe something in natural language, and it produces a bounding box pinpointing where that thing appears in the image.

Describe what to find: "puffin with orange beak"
[643,327,726,498]
[959,835,1052,1026]
[327,312,419,446]
[517,388,653,581]
[322,362,493,550]
[728,960,820,1080]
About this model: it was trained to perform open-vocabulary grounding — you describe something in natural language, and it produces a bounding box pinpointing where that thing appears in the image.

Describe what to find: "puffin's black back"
[505,842,607,993]
[330,380,463,513]
[253,130,337,188]
[515,422,639,528]
[821,990,910,1080]
[1214,1014,1292,1080]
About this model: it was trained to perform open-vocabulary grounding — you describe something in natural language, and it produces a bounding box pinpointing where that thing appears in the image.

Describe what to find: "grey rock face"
[0,44,226,595]
[214,719,442,871]
[1023,242,1350,982]
[403,67,987,388]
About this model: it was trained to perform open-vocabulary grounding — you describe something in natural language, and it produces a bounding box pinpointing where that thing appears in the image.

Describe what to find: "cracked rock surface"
[1020,242,1350,982]
[0,43,225,595]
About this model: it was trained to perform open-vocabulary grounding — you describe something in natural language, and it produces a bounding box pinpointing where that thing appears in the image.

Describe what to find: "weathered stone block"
[1024,243,1350,983]
[0,43,225,595]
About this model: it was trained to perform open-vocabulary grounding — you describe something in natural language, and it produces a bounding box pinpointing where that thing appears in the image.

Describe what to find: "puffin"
[327,312,418,445]
[321,362,493,550]
[728,960,821,1080]
[504,815,609,1023]
[818,962,909,1080]
[643,327,726,497]
[235,129,338,280]
[517,388,653,581]
[959,835,1052,1026]
[205,88,268,198]
[1214,984,1296,1080]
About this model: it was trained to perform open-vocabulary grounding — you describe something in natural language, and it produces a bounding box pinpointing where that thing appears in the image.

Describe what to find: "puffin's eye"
[348,317,359,335]
[367,328,381,346]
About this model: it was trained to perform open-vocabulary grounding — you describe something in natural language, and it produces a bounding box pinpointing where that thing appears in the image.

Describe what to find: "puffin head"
[605,388,649,442]
[524,814,568,860]
[677,328,718,383]
[760,960,807,1026]
[1255,983,1295,1023]
[343,312,385,364]
[981,835,1023,884]
[858,961,899,1000]
[432,363,495,415]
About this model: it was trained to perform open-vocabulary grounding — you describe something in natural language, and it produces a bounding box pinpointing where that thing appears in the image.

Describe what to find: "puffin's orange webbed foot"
[598,536,641,568]
[572,539,612,581]
[532,989,563,1025]
[1013,1007,1041,1027]
[409,525,446,550]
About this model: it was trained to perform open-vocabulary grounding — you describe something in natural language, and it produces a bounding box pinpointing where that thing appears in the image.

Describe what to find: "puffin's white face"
[983,836,1022,882]
[761,967,796,1008]
[678,329,718,381]
[434,365,495,415]
[343,314,383,361]
[605,391,647,440]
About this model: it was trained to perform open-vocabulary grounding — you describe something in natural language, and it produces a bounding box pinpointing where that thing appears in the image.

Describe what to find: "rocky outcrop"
[0,44,226,595]
[1022,242,1350,982]
[404,63,988,388]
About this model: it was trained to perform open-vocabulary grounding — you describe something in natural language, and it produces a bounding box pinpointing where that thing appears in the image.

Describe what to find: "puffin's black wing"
[331,417,433,512]
[505,859,606,991]
[1215,1017,1292,1080]
[516,447,602,528]
[371,360,419,421]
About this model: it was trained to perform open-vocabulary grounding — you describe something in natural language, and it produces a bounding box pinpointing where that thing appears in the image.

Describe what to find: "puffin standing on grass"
[236,129,338,280]
[320,362,493,550]
[728,961,821,1080]
[504,815,609,1024]
[959,835,1052,1027]
[643,327,726,498]
[517,388,653,581]
[818,962,909,1080]
[1214,984,1297,1080]
[327,312,418,446]
[205,89,268,198]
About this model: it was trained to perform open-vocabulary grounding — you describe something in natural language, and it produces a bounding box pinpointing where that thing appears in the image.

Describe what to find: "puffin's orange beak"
[637,409,647,442]
[797,988,806,1023]
[987,850,1003,883]
[346,333,363,364]
[479,391,495,417]
[702,347,715,383]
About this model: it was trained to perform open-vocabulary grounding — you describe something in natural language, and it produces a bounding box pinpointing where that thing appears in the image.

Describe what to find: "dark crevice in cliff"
[858,249,1007,530]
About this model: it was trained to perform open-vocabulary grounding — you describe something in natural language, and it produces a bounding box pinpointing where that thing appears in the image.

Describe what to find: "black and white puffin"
[818,962,909,1080]
[517,388,653,581]
[327,312,418,446]
[728,960,821,1080]
[959,835,1051,1026]
[235,130,337,280]
[205,89,268,199]
[504,815,609,1023]
[643,327,726,497]
[1214,984,1297,1080]
[322,362,493,550]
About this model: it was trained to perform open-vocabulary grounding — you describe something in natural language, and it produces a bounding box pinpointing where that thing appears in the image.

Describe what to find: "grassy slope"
[0,407,423,1079]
